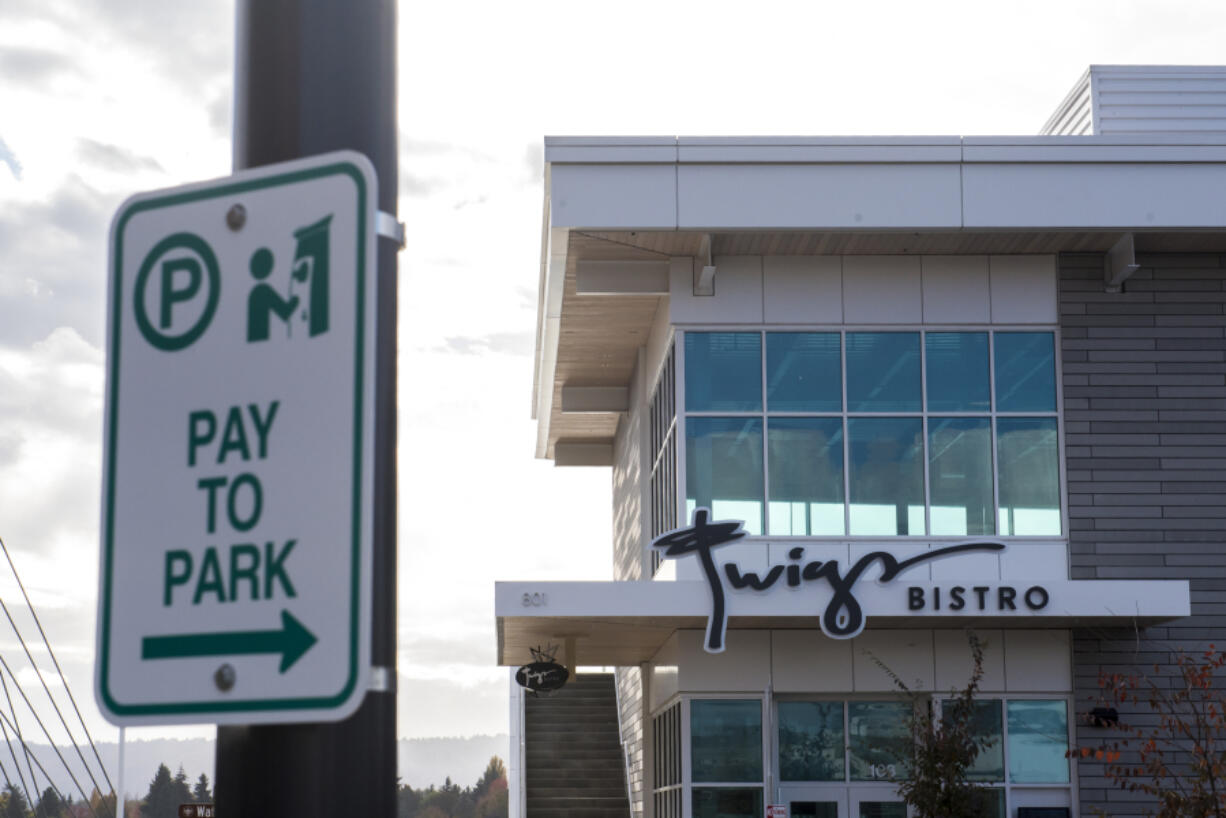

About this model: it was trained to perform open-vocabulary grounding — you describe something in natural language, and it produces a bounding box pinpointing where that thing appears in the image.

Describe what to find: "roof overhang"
[495,579,1191,666]
[533,135,1226,460]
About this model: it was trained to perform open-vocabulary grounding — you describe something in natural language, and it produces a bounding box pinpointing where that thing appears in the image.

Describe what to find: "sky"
[0,0,1225,761]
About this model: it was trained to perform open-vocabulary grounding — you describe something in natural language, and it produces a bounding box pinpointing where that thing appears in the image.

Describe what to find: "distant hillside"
[10,734,509,802]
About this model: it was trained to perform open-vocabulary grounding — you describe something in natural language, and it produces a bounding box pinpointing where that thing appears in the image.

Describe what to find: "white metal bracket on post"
[693,233,716,296]
[1105,232,1139,293]
[376,210,406,249]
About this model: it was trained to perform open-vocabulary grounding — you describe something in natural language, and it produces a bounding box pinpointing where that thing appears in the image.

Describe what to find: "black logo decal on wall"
[652,508,1007,652]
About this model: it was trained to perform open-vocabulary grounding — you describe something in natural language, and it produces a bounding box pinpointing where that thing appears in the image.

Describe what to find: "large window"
[691,699,764,818]
[777,697,1070,817]
[683,330,1060,537]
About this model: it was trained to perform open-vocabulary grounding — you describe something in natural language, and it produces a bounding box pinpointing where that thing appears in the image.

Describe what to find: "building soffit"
[533,136,1226,461]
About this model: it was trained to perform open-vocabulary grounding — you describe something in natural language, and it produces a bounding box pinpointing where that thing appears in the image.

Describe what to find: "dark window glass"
[693,788,763,818]
[686,332,762,412]
[847,418,924,535]
[778,701,845,781]
[846,333,920,412]
[942,699,1004,781]
[686,418,764,535]
[848,701,911,781]
[766,332,842,412]
[928,417,994,536]
[691,700,763,782]
[858,804,906,818]
[994,333,1056,412]
[926,332,990,412]
[789,803,838,818]
[768,418,845,536]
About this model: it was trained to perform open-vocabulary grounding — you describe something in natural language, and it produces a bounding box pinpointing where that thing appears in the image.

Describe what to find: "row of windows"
[681,330,1061,537]
[686,697,1070,818]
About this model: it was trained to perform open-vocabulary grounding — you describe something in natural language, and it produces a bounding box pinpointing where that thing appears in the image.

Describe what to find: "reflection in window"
[691,700,763,783]
[768,419,844,536]
[686,418,764,535]
[693,788,763,818]
[846,333,921,412]
[778,702,845,781]
[997,418,1061,535]
[686,332,762,412]
[848,419,924,535]
[928,418,994,536]
[926,332,990,412]
[1007,700,1069,783]
[995,333,1056,412]
[767,333,842,412]
[858,804,906,818]
[943,699,1004,781]
[848,701,911,781]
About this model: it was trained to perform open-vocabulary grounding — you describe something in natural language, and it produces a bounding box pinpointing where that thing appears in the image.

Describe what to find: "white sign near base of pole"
[96,151,376,725]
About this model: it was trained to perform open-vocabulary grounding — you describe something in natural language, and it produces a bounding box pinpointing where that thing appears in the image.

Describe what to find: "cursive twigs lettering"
[652,509,1006,651]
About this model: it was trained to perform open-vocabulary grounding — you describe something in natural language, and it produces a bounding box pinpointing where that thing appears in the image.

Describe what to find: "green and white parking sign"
[97,152,376,725]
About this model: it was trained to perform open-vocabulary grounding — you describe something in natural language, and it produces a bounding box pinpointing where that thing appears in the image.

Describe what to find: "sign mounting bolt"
[226,204,246,231]
[214,664,236,692]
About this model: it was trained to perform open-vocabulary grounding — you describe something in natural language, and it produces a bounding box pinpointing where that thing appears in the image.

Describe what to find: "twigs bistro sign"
[652,509,1050,653]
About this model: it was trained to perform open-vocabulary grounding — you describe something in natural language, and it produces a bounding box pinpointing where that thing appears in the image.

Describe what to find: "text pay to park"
[96,152,377,726]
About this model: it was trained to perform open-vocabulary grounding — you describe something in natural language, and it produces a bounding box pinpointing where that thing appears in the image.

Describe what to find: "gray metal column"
[216,1,398,814]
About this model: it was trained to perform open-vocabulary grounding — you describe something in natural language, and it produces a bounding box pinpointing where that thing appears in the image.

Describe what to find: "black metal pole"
[217,1,397,815]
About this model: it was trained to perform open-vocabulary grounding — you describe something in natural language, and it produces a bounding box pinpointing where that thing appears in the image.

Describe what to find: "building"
[496,66,1226,817]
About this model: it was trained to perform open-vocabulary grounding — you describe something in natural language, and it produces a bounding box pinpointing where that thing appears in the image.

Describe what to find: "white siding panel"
[851,630,935,691]
[998,542,1068,580]
[670,255,763,324]
[964,162,1226,228]
[842,256,923,324]
[677,164,963,229]
[1004,630,1072,692]
[650,633,681,711]
[550,163,676,229]
[933,629,1006,691]
[771,631,854,692]
[676,630,771,692]
[989,255,1056,324]
[763,256,844,324]
[921,255,991,324]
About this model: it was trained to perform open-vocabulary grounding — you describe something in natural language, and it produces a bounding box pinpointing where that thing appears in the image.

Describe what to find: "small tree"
[875,632,997,818]
[190,775,211,805]
[1072,645,1226,818]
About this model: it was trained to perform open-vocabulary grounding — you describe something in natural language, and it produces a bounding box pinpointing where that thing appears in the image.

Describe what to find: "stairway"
[524,673,630,817]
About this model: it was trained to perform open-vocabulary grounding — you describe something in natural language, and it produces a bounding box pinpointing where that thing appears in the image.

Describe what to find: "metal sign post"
[214,0,399,815]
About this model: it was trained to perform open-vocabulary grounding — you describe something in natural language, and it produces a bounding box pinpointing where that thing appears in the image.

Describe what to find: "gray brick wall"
[1062,252,1226,816]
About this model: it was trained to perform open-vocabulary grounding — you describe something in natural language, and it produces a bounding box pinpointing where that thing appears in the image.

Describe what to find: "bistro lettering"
[652,509,1008,652]
[907,584,1050,611]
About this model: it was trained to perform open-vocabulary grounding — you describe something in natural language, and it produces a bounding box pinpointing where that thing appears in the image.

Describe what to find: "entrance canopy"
[495,579,1190,666]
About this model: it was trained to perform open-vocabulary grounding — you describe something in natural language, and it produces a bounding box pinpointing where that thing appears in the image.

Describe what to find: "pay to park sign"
[97,152,376,725]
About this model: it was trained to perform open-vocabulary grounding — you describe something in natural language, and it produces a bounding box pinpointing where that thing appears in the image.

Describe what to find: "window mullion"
[989,332,1002,535]
[921,330,931,537]
[841,331,850,538]
[761,331,770,535]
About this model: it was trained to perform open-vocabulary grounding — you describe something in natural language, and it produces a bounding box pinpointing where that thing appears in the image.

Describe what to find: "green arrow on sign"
[142,610,318,673]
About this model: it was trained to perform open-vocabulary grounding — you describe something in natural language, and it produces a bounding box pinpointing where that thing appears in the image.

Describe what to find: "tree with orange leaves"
[1073,645,1226,817]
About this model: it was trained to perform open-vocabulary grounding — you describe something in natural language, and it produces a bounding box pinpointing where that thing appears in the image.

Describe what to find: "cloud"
[435,332,532,357]
[0,137,21,180]
[75,139,164,175]
[0,46,77,87]
[0,176,115,345]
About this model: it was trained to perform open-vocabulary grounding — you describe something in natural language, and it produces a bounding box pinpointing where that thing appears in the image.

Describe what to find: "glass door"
[775,785,846,818]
